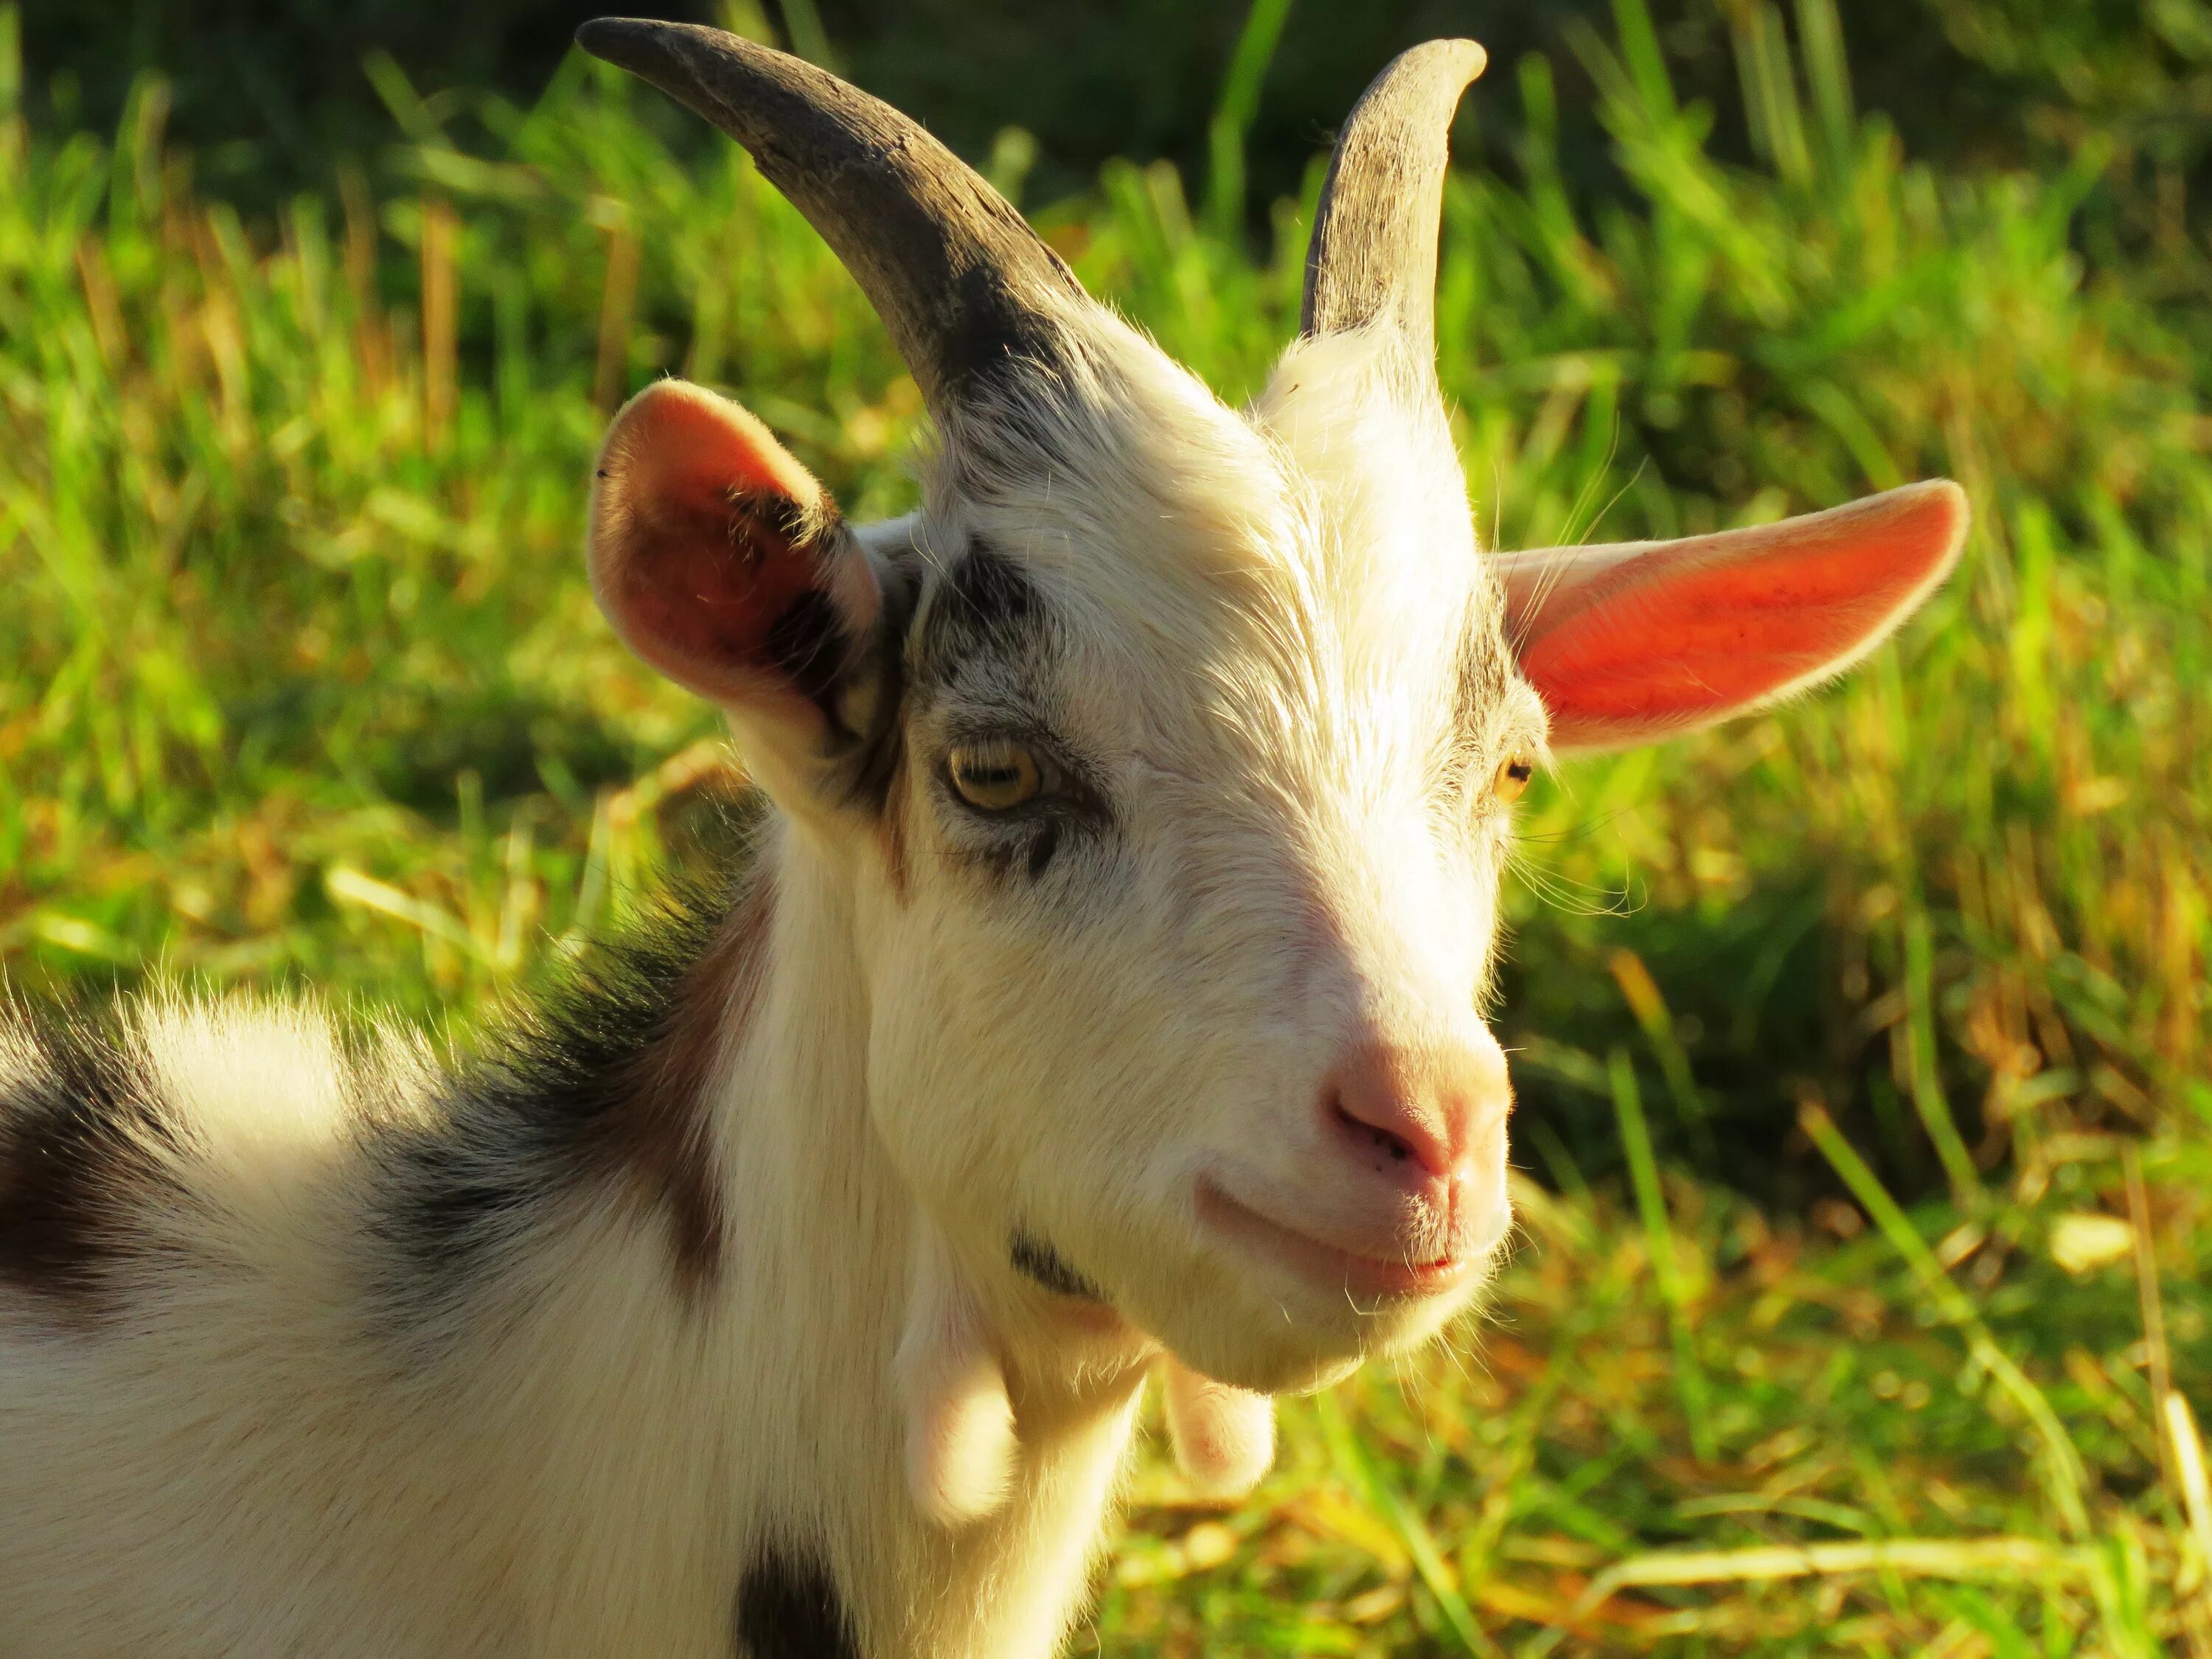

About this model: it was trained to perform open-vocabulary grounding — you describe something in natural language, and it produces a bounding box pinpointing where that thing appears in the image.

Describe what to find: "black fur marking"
[751,488,839,555]
[765,587,852,714]
[726,492,903,798]
[734,1547,859,1659]
[933,265,1087,400]
[835,560,920,817]
[902,543,1117,883]
[370,875,755,1324]
[1011,1228,1107,1303]
[0,1016,182,1316]
[1025,820,1062,880]
[909,542,1047,693]
[935,338,1120,498]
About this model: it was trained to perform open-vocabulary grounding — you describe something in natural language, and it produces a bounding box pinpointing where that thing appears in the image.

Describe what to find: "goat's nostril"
[1322,1037,1512,1184]
[1345,1110,1398,1159]
[1371,1126,1414,1163]
[1333,1094,1416,1164]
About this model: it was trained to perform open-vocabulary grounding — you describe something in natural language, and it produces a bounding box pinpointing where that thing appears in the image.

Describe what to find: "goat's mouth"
[1193,1175,1481,1302]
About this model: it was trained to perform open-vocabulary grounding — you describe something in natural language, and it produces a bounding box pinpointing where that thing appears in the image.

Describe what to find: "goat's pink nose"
[1323,1036,1511,1182]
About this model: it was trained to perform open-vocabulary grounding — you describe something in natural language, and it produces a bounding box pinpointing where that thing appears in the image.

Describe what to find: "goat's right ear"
[588,380,882,734]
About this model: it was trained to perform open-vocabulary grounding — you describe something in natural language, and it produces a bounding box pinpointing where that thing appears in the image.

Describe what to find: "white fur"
[1,282,1956,1653]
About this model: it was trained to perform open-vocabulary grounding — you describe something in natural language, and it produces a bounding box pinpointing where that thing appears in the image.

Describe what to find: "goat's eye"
[947,741,1048,812]
[1492,750,1536,803]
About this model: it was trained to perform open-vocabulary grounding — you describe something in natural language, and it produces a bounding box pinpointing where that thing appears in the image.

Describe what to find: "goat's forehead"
[902,318,1522,785]
[913,444,1510,791]
[986,327,1481,569]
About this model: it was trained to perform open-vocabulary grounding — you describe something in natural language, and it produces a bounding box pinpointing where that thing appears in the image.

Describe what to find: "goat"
[0,21,1967,1658]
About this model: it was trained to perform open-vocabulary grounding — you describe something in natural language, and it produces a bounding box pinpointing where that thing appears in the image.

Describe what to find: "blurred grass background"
[2,0,2209,1651]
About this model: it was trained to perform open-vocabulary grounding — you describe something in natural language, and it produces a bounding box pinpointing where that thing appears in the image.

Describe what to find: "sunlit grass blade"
[1609,1048,1717,1467]
[1800,1102,2090,1538]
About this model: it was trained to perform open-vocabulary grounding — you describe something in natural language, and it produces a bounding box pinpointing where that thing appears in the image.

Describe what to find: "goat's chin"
[1121,1253,1492,1397]
[1148,1301,1467,1397]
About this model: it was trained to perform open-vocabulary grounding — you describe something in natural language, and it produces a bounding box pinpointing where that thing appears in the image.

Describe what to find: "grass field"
[3,0,2209,1651]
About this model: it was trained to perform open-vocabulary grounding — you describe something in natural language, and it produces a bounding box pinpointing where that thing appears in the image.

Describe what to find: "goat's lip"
[1194,1175,1478,1301]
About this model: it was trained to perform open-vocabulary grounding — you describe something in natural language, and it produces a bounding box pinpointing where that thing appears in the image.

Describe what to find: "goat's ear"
[588,380,881,731]
[1498,481,1968,752]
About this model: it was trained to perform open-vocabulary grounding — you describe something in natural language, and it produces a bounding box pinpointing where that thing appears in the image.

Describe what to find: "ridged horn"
[1301,39,1486,372]
[576,18,1086,408]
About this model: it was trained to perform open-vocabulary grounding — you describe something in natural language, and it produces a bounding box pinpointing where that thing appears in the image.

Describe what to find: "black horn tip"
[571,13,1086,414]
[575,16,694,74]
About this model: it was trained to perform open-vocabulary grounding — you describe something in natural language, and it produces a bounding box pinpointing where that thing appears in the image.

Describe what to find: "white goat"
[0,21,1966,1658]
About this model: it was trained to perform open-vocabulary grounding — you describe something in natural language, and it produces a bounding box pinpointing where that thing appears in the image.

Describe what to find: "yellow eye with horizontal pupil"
[1493,750,1535,803]
[947,742,1046,811]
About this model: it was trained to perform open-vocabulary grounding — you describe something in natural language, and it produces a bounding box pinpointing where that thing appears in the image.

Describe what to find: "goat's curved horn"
[1301,39,1486,372]
[576,18,1085,408]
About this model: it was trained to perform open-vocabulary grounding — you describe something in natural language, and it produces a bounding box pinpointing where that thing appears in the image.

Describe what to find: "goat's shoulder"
[368,872,772,1327]
[0,988,407,1324]
[0,868,770,1338]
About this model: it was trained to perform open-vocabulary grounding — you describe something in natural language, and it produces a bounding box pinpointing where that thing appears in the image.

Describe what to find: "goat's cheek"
[862,921,1027,1206]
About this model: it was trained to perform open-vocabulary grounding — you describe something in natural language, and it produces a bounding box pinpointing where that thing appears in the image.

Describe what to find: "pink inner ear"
[611,481,823,695]
[590,381,866,712]
[1509,481,1967,749]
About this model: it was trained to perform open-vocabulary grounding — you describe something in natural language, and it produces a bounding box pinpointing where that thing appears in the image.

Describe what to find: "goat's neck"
[704,829,1151,1658]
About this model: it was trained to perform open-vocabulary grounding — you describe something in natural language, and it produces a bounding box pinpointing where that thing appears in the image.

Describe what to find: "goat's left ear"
[588,380,883,751]
[1497,480,1968,751]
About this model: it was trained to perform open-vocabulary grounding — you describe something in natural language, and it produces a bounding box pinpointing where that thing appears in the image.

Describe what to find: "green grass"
[2,0,2209,1650]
